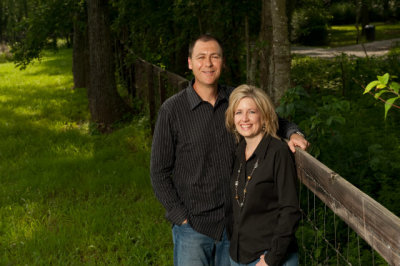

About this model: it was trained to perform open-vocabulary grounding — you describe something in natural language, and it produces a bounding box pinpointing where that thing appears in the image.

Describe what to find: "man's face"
[188,40,223,88]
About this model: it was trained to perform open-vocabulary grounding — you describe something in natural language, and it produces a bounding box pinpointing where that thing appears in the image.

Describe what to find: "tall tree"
[270,0,291,104]
[0,1,4,43]
[72,1,90,89]
[86,0,129,128]
[361,0,370,34]
[259,0,273,97]
[259,0,291,105]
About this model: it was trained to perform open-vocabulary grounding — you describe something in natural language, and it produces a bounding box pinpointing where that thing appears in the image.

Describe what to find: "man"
[150,34,308,266]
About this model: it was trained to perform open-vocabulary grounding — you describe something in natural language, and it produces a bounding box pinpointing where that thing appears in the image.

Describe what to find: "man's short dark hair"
[188,34,224,58]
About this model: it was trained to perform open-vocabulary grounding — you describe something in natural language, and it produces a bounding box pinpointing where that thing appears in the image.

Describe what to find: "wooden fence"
[133,58,188,133]
[133,59,400,265]
[295,148,400,265]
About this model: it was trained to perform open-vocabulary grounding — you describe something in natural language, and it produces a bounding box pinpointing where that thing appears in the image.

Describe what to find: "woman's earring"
[262,124,266,132]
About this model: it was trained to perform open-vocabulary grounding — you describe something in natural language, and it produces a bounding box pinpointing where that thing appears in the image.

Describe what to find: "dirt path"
[291,38,400,58]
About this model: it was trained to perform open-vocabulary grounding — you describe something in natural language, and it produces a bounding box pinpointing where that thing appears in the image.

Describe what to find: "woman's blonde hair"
[225,84,279,142]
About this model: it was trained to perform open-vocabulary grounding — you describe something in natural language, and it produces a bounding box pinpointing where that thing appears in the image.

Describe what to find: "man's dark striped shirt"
[150,80,298,240]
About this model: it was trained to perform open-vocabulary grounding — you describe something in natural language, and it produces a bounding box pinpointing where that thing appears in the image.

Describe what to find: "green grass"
[329,22,400,47]
[0,49,173,265]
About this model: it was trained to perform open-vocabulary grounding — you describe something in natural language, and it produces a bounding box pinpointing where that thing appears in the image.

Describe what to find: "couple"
[150,34,308,266]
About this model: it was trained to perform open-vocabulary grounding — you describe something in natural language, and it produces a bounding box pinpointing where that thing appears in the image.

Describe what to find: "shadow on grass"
[0,47,171,265]
[23,49,73,77]
[0,50,151,204]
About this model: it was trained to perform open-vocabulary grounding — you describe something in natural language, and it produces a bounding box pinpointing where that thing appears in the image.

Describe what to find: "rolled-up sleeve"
[277,115,300,140]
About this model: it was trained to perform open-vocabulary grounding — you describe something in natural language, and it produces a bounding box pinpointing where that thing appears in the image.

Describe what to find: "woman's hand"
[255,254,268,266]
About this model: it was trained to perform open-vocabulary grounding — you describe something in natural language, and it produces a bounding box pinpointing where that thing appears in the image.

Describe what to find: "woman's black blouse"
[229,135,301,266]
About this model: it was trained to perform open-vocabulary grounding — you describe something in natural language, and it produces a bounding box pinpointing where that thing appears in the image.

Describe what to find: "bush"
[329,2,356,25]
[369,3,387,22]
[0,43,12,63]
[291,7,331,46]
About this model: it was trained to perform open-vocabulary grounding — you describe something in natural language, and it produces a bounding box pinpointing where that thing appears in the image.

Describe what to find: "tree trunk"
[248,42,258,86]
[245,15,250,83]
[72,17,90,89]
[259,0,273,94]
[114,26,137,101]
[259,0,291,105]
[382,0,389,21]
[286,0,297,38]
[355,0,361,44]
[0,1,3,43]
[22,0,28,18]
[87,0,129,128]
[0,0,7,43]
[270,0,291,105]
[361,0,370,35]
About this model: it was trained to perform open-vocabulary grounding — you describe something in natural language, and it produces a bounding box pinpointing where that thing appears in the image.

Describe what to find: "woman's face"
[234,97,263,141]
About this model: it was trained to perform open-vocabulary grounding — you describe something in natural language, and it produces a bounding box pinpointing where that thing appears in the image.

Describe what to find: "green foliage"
[285,48,400,263]
[291,7,331,46]
[0,49,172,264]
[0,0,30,43]
[111,0,255,85]
[364,73,400,119]
[10,0,74,69]
[0,49,12,63]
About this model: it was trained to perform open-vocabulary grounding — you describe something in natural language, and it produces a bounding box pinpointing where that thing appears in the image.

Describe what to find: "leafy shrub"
[369,3,385,22]
[288,53,400,200]
[329,2,356,25]
[0,43,12,63]
[291,7,331,46]
[364,73,400,119]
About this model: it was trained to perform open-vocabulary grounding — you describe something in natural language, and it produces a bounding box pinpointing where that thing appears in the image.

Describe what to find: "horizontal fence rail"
[294,148,400,265]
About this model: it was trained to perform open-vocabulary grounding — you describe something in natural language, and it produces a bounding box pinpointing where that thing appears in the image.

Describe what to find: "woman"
[225,85,301,266]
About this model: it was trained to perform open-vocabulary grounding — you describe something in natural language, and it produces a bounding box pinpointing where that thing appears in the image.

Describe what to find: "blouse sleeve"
[264,145,301,266]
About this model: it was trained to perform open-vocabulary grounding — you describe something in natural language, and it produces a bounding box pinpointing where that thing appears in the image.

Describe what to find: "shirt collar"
[236,134,273,163]
[186,79,229,110]
[253,134,273,160]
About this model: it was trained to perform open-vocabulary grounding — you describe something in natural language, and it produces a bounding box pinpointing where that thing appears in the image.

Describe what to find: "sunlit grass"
[0,49,172,264]
[329,22,400,47]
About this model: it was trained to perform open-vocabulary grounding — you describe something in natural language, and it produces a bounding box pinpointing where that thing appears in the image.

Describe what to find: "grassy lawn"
[0,49,173,264]
[329,22,400,47]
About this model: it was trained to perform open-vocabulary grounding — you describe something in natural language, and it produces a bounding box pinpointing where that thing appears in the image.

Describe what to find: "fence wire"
[297,171,387,266]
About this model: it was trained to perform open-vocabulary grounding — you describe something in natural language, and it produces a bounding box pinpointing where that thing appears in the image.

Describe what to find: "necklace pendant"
[247,175,251,180]
[240,203,244,207]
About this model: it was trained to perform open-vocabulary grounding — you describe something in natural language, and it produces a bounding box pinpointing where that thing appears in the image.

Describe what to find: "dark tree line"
[2,0,399,128]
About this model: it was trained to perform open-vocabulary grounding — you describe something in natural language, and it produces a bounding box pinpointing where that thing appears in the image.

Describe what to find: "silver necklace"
[234,159,259,208]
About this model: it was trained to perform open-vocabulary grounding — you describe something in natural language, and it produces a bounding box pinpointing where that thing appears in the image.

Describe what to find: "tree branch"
[367,91,400,110]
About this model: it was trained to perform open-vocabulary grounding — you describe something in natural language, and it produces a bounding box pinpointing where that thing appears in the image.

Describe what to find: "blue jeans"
[229,252,298,266]
[172,223,230,266]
